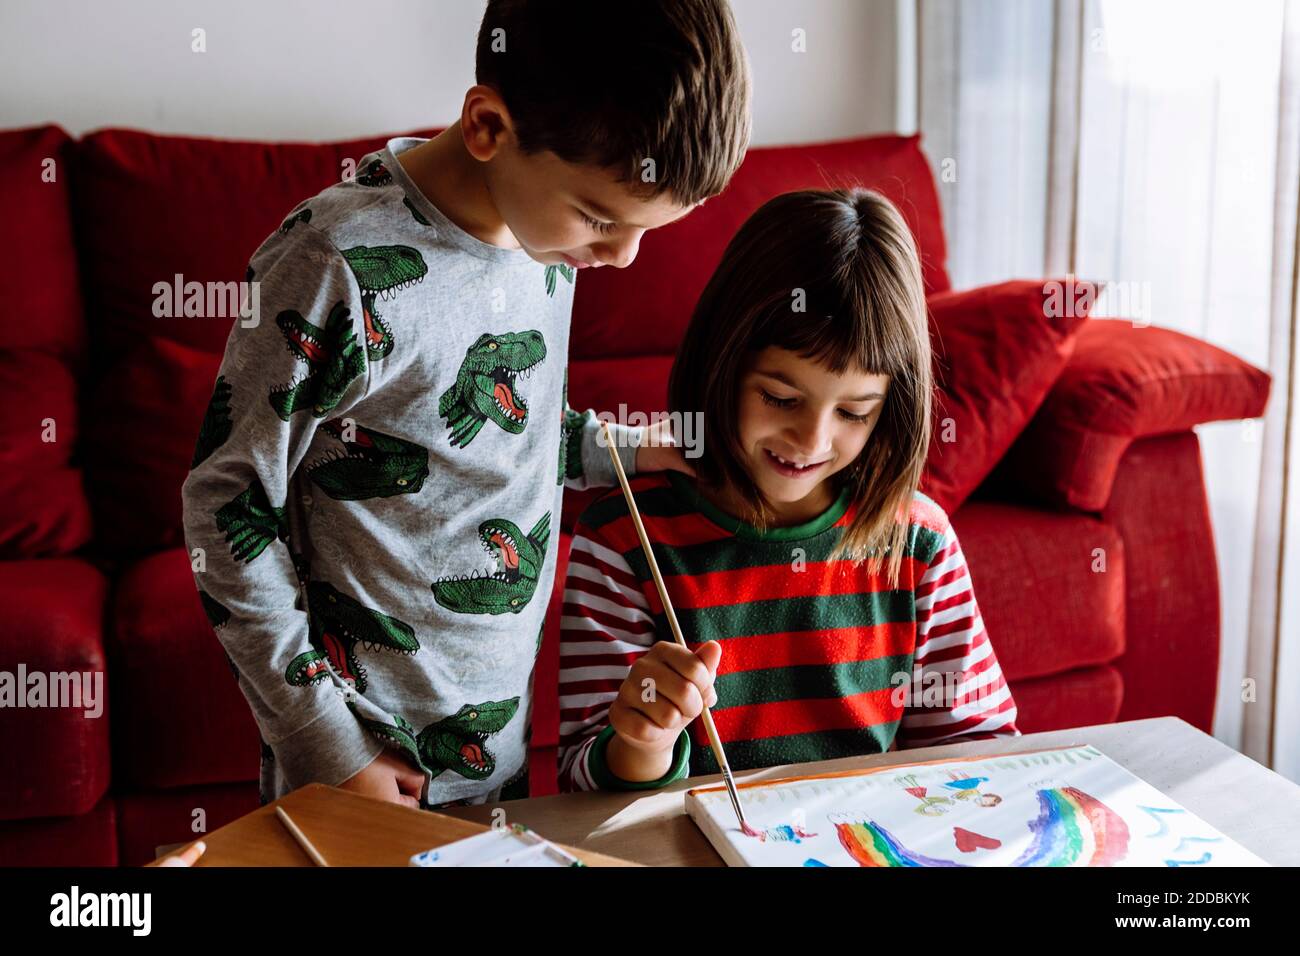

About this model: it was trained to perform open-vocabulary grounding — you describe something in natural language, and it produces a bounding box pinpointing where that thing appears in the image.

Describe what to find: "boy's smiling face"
[735,346,891,519]
[483,143,697,270]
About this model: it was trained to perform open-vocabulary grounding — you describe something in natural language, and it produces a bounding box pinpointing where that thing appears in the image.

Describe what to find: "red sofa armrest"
[1103,432,1223,731]
[990,320,1272,511]
[0,558,111,820]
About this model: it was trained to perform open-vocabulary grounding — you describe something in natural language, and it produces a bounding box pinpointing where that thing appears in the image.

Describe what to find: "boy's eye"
[579,211,617,235]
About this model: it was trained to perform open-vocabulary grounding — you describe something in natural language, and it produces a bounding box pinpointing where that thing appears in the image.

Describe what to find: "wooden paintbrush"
[275,806,330,866]
[598,420,754,835]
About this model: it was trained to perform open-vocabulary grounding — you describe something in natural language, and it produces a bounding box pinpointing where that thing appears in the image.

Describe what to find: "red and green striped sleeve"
[895,508,1021,748]
[556,514,689,791]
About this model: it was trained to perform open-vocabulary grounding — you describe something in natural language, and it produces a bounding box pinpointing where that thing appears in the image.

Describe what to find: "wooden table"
[158,783,636,866]
[160,717,1300,866]
[439,717,1300,866]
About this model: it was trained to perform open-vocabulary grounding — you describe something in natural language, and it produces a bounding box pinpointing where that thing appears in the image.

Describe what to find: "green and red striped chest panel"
[568,473,949,774]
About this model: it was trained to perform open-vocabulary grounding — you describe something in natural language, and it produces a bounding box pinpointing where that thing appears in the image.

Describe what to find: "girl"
[558,189,1020,791]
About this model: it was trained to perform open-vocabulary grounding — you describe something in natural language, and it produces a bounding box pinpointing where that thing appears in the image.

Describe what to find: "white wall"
[0,0,904,145]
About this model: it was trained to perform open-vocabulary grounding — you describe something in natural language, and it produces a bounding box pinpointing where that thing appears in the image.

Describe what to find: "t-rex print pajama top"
[181,137,641,807]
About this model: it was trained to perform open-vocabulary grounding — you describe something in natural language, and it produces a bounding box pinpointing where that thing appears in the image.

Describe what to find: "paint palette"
[409,824,585,867]
[685,745,1269,867]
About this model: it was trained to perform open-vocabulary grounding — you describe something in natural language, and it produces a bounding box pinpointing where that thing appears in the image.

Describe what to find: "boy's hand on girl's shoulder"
[633,417,696,477]
[337,750,426,809]
[605,640,721,783]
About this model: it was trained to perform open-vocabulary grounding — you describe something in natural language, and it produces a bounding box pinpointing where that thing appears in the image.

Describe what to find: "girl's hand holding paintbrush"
[604,640,722,783]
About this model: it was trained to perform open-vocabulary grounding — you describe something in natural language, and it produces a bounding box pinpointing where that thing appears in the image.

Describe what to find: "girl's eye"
[759,388,877,423]
[838,409,874,423]
[759,389,797,409]
[580,212,617,235]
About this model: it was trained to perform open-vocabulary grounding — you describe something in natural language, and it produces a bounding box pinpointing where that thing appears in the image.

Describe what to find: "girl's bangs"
[751,285,912,380]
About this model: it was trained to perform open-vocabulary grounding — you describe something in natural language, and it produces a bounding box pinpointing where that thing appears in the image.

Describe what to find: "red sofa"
[0,123,1271,866]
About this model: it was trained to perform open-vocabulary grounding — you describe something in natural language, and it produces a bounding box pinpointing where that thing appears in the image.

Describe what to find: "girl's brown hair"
[667,188,931,588]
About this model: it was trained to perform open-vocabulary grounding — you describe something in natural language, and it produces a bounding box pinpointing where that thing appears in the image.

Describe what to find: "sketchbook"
[684,745,1268,867]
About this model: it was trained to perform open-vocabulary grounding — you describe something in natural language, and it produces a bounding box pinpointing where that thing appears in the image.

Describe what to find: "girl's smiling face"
[734,346,891,522]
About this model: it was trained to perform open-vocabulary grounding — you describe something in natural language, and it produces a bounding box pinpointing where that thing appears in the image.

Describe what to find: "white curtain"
[918,0,1298,779]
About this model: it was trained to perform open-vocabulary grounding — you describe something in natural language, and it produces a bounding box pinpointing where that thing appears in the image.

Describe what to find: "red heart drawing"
[954,827,1001,853]
[905,787,927,800]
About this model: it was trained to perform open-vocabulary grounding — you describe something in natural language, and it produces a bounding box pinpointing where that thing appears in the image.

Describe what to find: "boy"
[181,0,751,808]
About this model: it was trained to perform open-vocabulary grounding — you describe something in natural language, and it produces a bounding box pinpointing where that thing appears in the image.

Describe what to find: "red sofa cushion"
[70,127,440,355]
[1001,666,1123,734]
[951,501,1126,681]
[993,320,1273,511]
[919,279,1095,514]
[0,125,93,558]
[1103,432,1223,732]
[108,548,260,789]
[0,558,111,821]
[115,782,258,867]
[83,338,221,556]
[0,796,118,867]
[0,353,93,557]
[571,133,950,360]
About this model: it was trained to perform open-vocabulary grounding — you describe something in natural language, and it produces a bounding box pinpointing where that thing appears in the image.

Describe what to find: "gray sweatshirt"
[181,136,641,806]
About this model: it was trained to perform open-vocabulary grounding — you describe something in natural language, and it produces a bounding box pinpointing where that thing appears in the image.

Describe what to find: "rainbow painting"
[1011,787,1130,866]
[683,744,1269,867]
[831,814,966,867]
[828,787,1129,867]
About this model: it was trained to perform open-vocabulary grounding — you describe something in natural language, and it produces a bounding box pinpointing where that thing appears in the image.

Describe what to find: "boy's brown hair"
[475,0,751,206]
[668,189,932,588]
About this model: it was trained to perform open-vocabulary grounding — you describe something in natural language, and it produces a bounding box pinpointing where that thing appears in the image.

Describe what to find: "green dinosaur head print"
[403,196,431,225]
[268,301,366,420]
[418,698,520,780]
[279,207,312,233]
[355,158,391,187]
[350,706,426,772]
[437,331,546,447]
[192,375,233,469]
[214,479,288,563]
[198,589,231,629]
[306,419,429,500]
[544,263,574,297]
[342,244,427,361]
[284,581,419,694]
[350,699,520,782]
[558,406,591,485]
[430,512,550,615]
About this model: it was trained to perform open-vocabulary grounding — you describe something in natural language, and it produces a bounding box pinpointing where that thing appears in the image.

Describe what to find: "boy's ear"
[460,84,515,162]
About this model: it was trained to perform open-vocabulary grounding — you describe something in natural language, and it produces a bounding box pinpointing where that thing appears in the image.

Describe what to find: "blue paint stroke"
[1137,805,1186,839]
[1172,836,1222,855]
